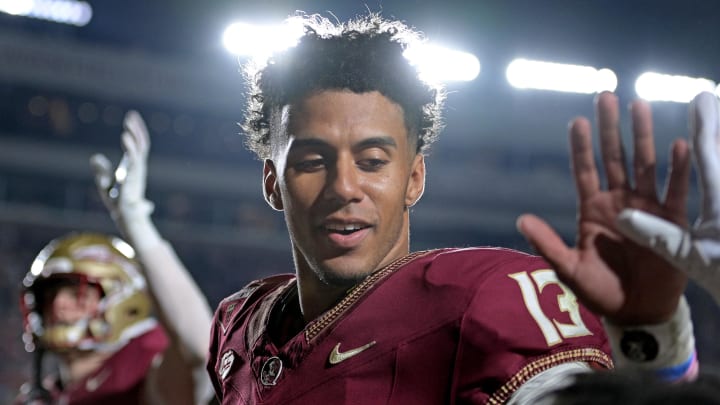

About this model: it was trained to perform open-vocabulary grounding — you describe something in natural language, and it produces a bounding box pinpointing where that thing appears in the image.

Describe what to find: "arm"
[508,362,592,405]
[516,92,696,379]
[91,111,214,404]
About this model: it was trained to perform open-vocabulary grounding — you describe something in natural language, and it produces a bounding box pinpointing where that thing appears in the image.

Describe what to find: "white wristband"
[603,296,695,374]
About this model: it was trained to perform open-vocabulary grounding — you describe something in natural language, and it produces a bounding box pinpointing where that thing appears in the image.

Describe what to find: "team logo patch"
[620,330,659,362]
[260,356,283,386]
[219,350,236,380]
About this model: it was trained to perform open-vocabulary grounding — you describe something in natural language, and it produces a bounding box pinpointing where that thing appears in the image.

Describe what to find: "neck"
[295,271,350,322]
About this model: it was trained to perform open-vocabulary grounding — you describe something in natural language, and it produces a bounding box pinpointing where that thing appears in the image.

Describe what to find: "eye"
[357,158,389,171]
[294,158,326,172]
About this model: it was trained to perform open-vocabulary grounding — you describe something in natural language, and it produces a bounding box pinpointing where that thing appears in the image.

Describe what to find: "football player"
[206,13,624,404]
[15,110,214,404]
[17,233,198,404]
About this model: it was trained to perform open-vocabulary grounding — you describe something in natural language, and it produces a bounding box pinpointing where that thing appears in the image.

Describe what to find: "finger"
[690,91,720,222]
[616,209,690,264]
[122,131,140,161]
[596,92,630,190]
[631,99,658,199]
[124,110,150,153]
[519,214,626,316]
[516,214,578,279]
[89,153,113,189]
[126,110,150,152]
[662,139,690,222]
[569,118,600,201]
[123,111,144,151]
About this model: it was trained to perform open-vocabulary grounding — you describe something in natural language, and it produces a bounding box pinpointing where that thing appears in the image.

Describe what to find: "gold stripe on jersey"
[304,250,432,342]
[486,348,614,404]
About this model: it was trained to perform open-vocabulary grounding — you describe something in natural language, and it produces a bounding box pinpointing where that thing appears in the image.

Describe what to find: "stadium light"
[0,0,34,15]
[635,72,716,103]
[0,0,92,26]
[403,43,480,83]
[223,21,481,83]
[506,58,617,94]
[222,21,304,60]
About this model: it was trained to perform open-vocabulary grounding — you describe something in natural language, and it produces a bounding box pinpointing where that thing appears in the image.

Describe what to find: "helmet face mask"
[20,233,154,353]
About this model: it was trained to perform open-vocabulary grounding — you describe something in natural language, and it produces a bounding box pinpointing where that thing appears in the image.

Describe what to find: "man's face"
[265,90,425,286]
[43,280,102,324]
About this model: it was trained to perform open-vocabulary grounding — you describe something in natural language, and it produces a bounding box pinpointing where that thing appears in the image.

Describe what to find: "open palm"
[518,92,691,325]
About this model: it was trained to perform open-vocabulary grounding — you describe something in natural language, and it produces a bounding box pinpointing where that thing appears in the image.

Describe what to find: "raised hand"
[89,111,215,403]
[517,92,692,325]
[616,92,720,304]
[90,111,154,232]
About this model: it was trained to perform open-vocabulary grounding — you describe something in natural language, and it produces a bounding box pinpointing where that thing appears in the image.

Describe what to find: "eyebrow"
[355,136,397,150]
[288,136,398,151]
[288,138,330,150]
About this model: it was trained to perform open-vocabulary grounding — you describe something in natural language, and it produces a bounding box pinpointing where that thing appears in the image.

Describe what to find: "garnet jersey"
[16,323,168,405]
[207,248,613,404]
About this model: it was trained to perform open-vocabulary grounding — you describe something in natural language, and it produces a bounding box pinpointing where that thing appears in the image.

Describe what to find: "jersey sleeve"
[207,300,225,401]
[206,275,294,401]
[452,250,613,403]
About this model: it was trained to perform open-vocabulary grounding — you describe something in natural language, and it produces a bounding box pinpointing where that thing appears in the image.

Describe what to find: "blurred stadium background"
[2,0,720,400]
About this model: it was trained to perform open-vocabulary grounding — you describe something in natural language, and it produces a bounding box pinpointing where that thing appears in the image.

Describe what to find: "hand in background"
[90,110,153,234]
[617,92,720,304]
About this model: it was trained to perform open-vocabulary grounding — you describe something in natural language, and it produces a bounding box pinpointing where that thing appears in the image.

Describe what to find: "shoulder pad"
[216,274,294,326]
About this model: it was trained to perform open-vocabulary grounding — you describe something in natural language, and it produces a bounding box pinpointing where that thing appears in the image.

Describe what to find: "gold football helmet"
[20,233,154,353]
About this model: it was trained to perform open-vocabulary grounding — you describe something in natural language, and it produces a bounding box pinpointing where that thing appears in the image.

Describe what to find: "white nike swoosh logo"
[328,341,377,365]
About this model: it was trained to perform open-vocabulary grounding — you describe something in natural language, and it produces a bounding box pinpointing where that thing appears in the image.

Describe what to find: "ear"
[263,159,283,211]
[405,154,425,208]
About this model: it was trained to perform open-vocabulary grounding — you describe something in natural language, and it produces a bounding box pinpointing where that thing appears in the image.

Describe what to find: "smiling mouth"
[324,224,371,235]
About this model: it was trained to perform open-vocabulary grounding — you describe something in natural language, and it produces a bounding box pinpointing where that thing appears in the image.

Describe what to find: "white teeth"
[326,224,364,232]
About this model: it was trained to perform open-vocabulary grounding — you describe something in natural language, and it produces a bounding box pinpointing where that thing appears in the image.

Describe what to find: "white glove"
[616,91,720,304]
[90,110,159,247]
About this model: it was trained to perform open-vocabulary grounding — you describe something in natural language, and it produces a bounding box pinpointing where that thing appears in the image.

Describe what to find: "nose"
[323,154,364,204]
[50,287,98,323]
[52,293,84,323]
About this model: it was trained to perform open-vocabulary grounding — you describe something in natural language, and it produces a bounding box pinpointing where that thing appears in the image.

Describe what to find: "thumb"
[516,214,577,281]
[90,153,113,190]
[616,209,689,261]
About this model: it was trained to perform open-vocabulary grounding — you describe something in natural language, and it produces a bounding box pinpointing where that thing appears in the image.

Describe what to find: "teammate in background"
[17,233,197,405]
[205,13,617,405]
[15,111,214,404]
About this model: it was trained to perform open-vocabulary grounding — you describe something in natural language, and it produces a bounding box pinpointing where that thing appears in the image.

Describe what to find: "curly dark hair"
[242,13,446,159]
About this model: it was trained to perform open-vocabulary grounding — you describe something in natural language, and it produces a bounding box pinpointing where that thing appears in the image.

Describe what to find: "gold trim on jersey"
[304,250,432,342]
[486,348,614,404]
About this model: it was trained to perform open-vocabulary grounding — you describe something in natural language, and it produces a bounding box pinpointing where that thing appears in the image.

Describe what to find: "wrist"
[114,198,163,252]
[603,296,697,381]
[117,198,154,219]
